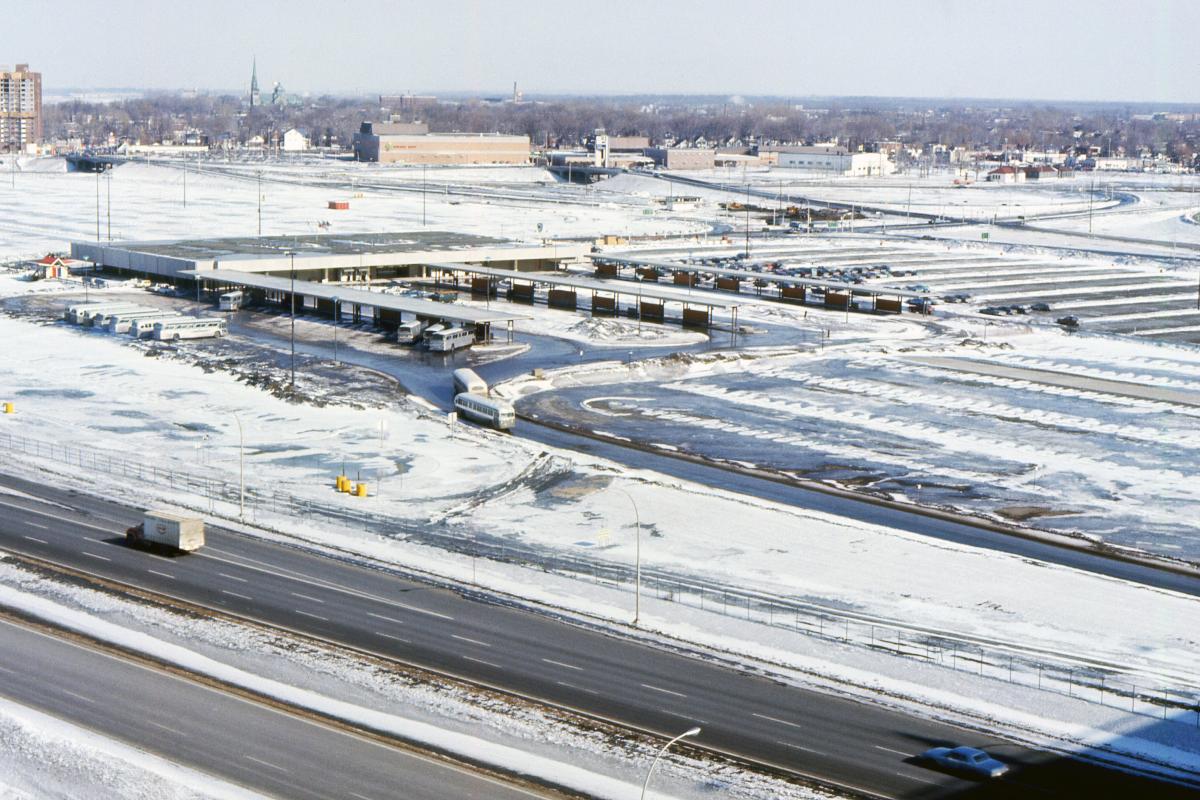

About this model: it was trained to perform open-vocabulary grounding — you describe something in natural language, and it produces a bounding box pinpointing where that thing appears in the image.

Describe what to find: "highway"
[0,471,1194,799]
[0,617,540,800]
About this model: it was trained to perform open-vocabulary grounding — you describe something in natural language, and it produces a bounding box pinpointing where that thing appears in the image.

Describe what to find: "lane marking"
[374,631,410,643]
[462,655,502,669]
[245,754,287,772]
[221,589,252,601]
[290,592,325,604]
[22,535,47,544]
[875,745,916,758]
[896,772,938,785]
[659,707,706,724]
[367,612,404,625]
[149,720,188,737]
[349,793,378,800]
[295,610,328,622]
[202,547,456,621]
[451,634,491,648]
[395,601,453,621]
[60,689,95,704]
[147,569,175,580]
[0,499,117,535]
[25,522,47,530]
[777,740,825,756]
[541,658,583,672]
[753,712,803,730]
[218,572,248,583]
[641,683,687,698]
[82,552,110,562]
[555,680,599,695]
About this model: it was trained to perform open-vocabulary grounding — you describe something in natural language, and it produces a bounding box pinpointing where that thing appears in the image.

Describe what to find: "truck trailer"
[126,510,205,553]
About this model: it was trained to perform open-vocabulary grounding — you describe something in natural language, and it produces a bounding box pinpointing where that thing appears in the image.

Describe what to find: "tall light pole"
[95,167,101,242]
[232,411,245,522]
[288,251,297,390]
[331,296,340,364]
[640,727,701,800]
[619,488,641,626]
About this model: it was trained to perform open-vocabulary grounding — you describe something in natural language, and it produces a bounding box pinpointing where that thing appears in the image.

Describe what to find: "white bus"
[218,290,244,312]
[426,327,475,352]
[106,309,179,334]
[395,319,426,344]
[132,314,184,338]
[454,393,515,431]
[153,317,228,341]
[95,307,157,329]
[68,302,144,325]
[452,367,487,397]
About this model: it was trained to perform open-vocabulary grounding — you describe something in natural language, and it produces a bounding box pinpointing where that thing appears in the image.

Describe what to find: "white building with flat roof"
[764,145,894,177]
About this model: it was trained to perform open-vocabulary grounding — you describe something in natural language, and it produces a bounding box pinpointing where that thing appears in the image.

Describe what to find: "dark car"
[980,306,1003,316]
[921,746,1009,779]
[1009,305,1027,314]
[1056,315,1080,328]
[1030,302,1051,312]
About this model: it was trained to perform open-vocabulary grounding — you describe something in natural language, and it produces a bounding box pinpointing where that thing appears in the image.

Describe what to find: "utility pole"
[257,170,263,236]
[183,159,187,208]
[95,168,101,242]
[744,183,750,258]
[106,170,112,241]
[288,251,297,391]
[1088,175,1095,236]
[422,163,427,226]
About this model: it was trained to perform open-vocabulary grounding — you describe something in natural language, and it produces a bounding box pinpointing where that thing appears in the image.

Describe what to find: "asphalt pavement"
[0,617,541,800]
[0,471,1194,799]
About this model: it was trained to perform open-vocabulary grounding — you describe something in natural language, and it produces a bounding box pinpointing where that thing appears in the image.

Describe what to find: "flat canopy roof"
[427,262,753,311]
[113,231,514,260]
[184,269,531,325]
[593,255,931,299]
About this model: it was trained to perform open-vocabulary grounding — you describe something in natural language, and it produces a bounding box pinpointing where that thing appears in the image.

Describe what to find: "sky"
[4,0,1198,104]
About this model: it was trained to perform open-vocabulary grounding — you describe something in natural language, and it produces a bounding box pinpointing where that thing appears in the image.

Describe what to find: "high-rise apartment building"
[0,63,42,151]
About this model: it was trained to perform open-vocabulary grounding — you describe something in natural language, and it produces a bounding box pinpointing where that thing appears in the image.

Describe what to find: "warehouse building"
[763,145,894,177]
[353,121,530,165]
[71,231,588,284]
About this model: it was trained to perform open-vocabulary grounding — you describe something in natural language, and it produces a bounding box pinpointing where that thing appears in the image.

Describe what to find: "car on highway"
[1030,302,1052,312]
[980,306,1003,316]
[1057,315,1080,328]
[920,745,1010,779]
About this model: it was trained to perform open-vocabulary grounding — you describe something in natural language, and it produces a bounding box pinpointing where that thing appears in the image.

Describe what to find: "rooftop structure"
[353,123,530,165]
[71,231,589,283]
[0,63,42,151]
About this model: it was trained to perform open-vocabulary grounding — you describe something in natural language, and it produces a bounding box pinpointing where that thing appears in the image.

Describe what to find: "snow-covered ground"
[1,274,1199,787]
[2,157,1200,792]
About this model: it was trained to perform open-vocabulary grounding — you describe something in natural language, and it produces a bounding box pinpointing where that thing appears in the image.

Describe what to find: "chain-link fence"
[2,427,1198,727]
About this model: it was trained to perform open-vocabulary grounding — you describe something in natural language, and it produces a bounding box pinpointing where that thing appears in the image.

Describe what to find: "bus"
[153,317,228,341]
[106,309,179,334]
[218,290,244,312]
[454,393,515,431]
[132,314,184,338]
[95,306,158,329]
[452,368,487,397]
[426,327,475,352]
[68,302,144,325]
[395,319,426,344]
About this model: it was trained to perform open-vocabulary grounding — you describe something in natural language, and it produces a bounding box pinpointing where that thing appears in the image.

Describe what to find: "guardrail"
[2,428,1197,727]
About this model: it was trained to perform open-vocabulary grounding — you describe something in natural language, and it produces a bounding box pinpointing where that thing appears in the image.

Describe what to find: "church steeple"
[250,57,261,107]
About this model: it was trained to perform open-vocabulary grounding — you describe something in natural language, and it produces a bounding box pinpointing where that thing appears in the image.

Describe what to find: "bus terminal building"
[71,231,589,285]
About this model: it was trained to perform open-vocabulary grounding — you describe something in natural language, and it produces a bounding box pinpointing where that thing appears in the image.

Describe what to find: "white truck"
[125,510,205,553]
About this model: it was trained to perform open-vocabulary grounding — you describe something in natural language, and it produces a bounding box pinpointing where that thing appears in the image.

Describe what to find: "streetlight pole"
[233,412,245,522]
[332,296,340,364]
[619,488,641,626]
[288,251,297,390]
[640,727,701,800]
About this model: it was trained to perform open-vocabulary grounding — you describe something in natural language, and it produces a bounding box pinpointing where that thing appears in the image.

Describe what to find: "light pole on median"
[619,488,641,626]
[640,727,701,800]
